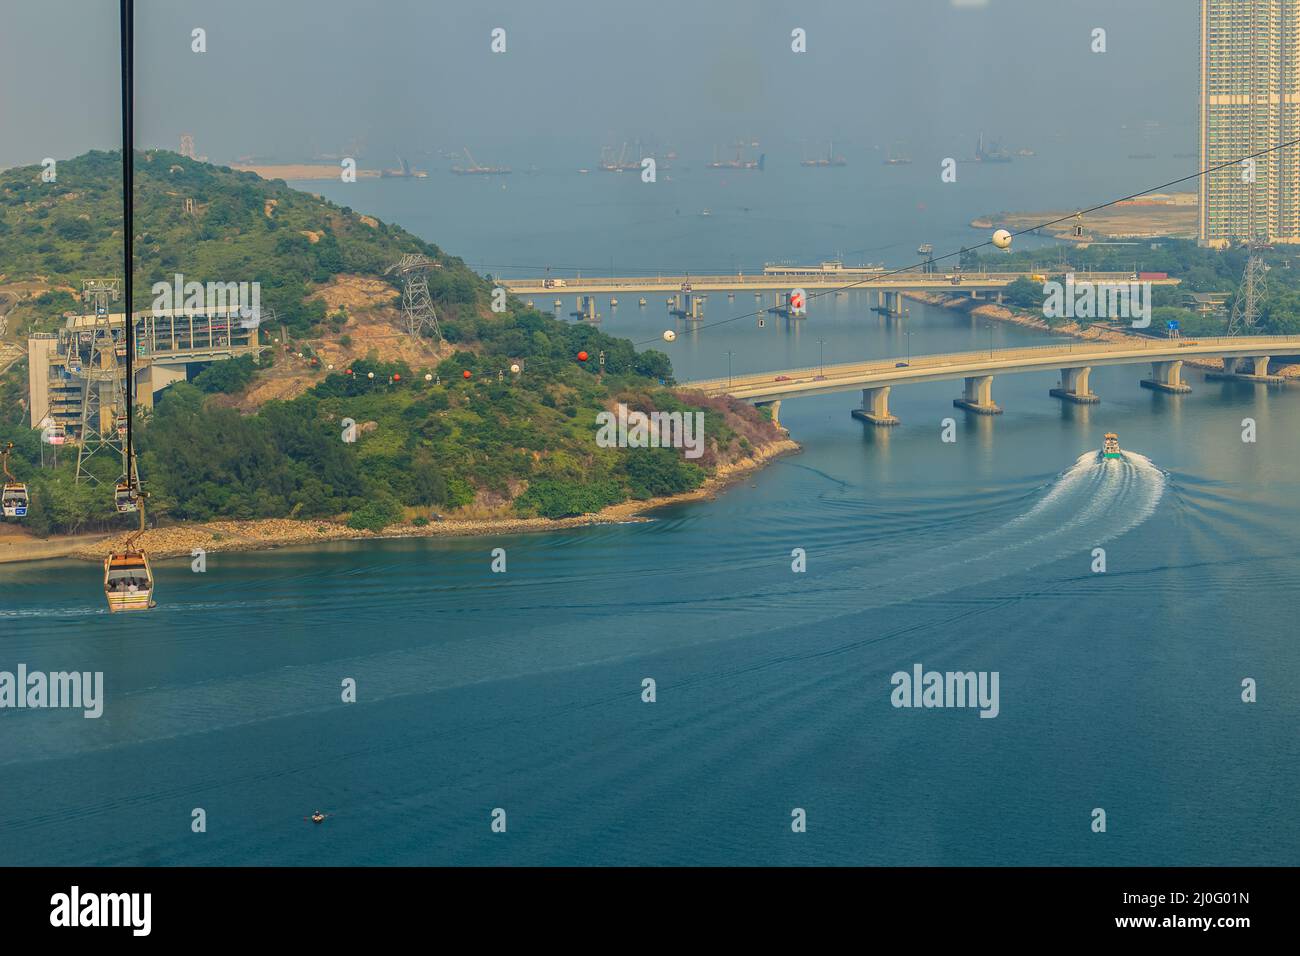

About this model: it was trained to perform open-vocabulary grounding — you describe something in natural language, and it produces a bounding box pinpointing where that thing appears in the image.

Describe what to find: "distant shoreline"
[0,438,800,566]
[229,163,383,182]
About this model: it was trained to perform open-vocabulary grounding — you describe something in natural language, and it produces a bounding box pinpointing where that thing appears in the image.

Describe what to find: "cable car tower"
[1228,177,1266,336]
[385,254,445,362]
[74,278,130,485]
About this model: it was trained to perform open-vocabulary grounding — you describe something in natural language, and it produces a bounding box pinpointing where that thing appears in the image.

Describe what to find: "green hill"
[0,151,784,536]
[0,148,480,336]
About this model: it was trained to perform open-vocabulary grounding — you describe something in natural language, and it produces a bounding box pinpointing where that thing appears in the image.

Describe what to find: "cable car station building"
[27,306,266,434]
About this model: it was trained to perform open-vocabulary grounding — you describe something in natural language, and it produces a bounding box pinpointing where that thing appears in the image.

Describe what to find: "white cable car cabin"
[114,479,139,513]
[1,444,27,518]
[2,483,28,518]
[104,549,154,612]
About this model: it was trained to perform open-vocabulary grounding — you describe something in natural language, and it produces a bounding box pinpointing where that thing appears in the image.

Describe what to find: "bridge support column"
[757,399,784,429]
[1207,355,1285,384]
[1141,360,1192,394]
[1050,366,1100,404]
[137,364,185,408]
[954,375,1002,415]
[874,291,903,316]
[852,386,899,426]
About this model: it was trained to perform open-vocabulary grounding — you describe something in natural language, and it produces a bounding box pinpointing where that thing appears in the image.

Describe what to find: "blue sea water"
[3,286,1298,865]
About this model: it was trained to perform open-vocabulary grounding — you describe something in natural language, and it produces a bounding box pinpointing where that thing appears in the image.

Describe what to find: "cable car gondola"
[1,443,28,519]
[114,478,139,513]
[104,543,154,612]
[105,468,154,612]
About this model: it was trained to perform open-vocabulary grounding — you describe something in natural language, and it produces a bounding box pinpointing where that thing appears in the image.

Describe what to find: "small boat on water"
[1102,433,1122,459]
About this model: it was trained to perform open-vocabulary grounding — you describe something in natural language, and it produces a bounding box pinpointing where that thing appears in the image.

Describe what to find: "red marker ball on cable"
[577,351,589,362]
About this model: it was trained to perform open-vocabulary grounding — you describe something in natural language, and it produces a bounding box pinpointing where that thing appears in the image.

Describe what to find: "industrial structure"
[385,254,446,358]
[26,299,265,441]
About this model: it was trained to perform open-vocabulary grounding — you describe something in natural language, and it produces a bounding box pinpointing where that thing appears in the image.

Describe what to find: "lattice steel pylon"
[1228,177,1267,336]
[75,279,128,485]
[1228,253,1267,336]
[385,254,445,360]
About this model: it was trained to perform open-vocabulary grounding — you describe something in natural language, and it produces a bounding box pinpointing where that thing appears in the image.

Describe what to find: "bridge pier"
[851,386,899,426]
[1206,355,1285,385]
[874,290,903,315]
[953,375,1002,415]
[1050,366,1100,404]
[1141,360,1192,394]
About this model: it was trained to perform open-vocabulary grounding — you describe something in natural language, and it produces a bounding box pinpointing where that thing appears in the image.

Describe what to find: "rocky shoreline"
[0,438,801,566]
[902,291,1300,379]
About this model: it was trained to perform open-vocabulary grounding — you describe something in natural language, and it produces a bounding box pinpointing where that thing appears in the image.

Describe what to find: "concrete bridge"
[684,335,1300,426]
[500,270,1179,302]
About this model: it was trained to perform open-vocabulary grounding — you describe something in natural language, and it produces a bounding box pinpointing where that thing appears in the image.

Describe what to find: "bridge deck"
[500,271,1179,296]
[684,335,1300,402]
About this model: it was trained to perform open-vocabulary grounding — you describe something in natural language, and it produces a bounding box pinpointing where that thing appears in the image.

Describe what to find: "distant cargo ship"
[380,156,428,178]
[974,133,1013,163]
[707,145,764,170]
[801,141,847,167]
[883,143,912,165]
[598,143,641,172]
[451,147,511,175]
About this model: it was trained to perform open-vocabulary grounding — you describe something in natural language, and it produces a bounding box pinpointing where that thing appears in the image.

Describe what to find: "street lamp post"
[905,329,912,364]
[725,350,735,388]
[817,338,826,376]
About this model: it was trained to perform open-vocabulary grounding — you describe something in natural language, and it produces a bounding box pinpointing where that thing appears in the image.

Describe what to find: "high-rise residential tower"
[1200,0,1300,245]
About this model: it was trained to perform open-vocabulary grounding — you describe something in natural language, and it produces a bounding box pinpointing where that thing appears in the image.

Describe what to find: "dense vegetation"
[0,149,479,337]
[966,239,1300,334]
[0,152,777,536]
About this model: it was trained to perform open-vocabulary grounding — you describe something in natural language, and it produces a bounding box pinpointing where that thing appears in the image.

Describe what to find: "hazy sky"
[2,0,1196,171]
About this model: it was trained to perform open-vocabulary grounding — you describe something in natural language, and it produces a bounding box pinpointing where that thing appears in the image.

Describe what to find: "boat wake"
[831,450,1166,606]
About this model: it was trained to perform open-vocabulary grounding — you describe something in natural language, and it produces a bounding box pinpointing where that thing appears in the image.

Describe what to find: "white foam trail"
[840,451,1166,603]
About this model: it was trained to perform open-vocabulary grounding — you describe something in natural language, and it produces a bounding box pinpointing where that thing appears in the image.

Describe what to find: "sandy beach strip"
[0,439,800,566]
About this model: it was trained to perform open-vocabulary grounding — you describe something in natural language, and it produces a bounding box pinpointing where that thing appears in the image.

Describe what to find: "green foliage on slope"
[0,152,778,535]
